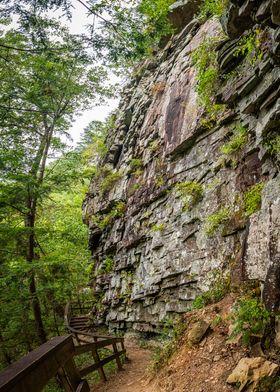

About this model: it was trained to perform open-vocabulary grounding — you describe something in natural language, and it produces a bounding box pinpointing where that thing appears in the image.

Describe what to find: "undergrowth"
[149,317,186,374]
[230,297,272,346]
[192,272,230,309]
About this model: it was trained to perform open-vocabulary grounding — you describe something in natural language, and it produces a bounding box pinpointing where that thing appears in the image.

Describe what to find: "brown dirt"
[150,295,249,392]
[93,295,250,392]
[93,338,159,392]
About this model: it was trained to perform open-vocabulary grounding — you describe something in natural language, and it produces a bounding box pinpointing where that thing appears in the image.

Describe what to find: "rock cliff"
[83,0,280,332]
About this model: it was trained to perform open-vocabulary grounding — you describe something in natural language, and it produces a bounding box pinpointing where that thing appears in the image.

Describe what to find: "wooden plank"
[112,342,123,371]
[0,336,74,392]
[79,350,126,378]
[62,358,83,391]
[91,349,106,382]
[76,380,90,392]
[74,338,123,356]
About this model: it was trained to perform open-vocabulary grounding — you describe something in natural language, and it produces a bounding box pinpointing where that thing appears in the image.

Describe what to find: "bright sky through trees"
[61,1,120,145]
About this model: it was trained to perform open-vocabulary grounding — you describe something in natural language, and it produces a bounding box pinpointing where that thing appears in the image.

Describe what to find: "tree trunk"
[24,124,54,345]
[25,203,47,344]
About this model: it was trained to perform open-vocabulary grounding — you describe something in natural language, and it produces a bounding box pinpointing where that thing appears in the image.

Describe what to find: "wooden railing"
[64,302,117,343]
[64,301,126,381]
[0,336,90,392]
[0,334,126,392]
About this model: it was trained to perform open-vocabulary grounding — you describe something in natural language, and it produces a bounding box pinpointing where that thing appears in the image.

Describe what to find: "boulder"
[187,319,210,345]
[227,357,279,391]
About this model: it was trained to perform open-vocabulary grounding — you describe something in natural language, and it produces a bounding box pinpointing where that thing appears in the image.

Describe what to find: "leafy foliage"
[197,0,229,21]
[221,124,247,155]
[244,182,264,216]
[191,34,225,118]
[0,15,111,365]
[204,207,231,236]
[230,297,271,346]
[1,0,177,65]
[235,29,264,65]
[176,181,204,211]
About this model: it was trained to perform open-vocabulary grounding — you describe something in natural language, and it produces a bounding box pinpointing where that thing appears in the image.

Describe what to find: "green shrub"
[221,124,247,155]
[197,0,229,21]
[230,297,271,346]
[93,201,126,230]
[235,29,264,65]
[176,181,204,211]
[191,35,225,116]
[192,274,230,309]
[130,158,143,173]
[244,182,264,216]
[204,207,231,236]
[99,257,114,274]
[264,133,280,160]
[100,170,123,194]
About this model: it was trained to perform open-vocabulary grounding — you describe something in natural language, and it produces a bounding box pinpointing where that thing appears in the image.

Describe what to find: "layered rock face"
[83,0,280,331]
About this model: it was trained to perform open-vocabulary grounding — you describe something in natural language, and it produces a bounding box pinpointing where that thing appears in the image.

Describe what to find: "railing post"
[91,347,107,382]
[112,342,123,371]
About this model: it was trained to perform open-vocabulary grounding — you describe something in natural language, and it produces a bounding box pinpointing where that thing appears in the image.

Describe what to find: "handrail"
[0,336,90,392]
[0,334,126,392]
[0,303,127,392]
[64,302,116,340]
[64,301,126,382]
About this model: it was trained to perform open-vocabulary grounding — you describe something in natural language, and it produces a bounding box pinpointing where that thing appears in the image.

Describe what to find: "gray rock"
[168,0,202,33]
[187,320,210,345]
[83,2,280,332]
[272,0,280,25]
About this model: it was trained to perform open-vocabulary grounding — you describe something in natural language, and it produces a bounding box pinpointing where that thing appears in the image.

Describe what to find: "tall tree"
[0,19,110,344]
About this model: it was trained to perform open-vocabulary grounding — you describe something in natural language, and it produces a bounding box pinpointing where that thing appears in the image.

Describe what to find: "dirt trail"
[93,338,159,392]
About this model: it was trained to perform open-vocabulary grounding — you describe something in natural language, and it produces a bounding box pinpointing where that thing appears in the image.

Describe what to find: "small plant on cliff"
[263,132,280,165]
[244,182,264,216]
[101,257,115,274]
[148,138,161,153]
[221,124,248,156]
[100,168,123,194]
[155,175,164,188]
[93,201,126,230]
[129,158,143,173]
[176,181,204,211]
[230,297,271,346]
[192,272,230,309]
[197,0,229,21]
[204,206,231,236]
[191,35,226,118]
[151,223,165,233]
[235,29,264,65]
